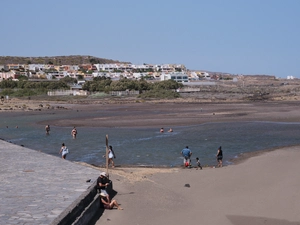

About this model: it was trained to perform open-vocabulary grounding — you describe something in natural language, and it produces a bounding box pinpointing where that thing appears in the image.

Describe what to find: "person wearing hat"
[97,172,111,202]
[100,192,123,210]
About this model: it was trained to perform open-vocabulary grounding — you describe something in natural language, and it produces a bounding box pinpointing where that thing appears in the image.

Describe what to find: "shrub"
[138,89,180,99]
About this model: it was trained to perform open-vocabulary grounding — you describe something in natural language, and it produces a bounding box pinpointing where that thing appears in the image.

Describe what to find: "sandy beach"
[93,145,300,225]
[1,98,300,224]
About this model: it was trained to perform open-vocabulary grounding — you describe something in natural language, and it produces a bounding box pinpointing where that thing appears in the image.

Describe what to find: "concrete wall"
[50,181,114,225]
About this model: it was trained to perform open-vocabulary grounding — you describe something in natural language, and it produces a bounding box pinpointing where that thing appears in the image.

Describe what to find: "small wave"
[8,138,25,142]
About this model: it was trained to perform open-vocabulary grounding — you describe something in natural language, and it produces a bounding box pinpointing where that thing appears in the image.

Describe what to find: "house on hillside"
[160,72,189,82]
[0,71,20,80]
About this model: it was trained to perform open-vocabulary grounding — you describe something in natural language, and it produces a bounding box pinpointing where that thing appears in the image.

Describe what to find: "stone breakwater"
[0,140,101,225]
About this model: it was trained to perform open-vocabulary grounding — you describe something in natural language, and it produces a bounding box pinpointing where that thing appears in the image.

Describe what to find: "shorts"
[103,204,112,209]
[183,156,190,164]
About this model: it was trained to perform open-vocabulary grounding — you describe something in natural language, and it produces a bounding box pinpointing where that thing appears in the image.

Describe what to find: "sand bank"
[1,100,300,128]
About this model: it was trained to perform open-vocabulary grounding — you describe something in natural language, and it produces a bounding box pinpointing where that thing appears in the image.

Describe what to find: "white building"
[27,64,46,71]
[160,72,189,82]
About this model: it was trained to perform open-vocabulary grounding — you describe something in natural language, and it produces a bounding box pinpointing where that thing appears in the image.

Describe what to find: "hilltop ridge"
[0,55,130,65]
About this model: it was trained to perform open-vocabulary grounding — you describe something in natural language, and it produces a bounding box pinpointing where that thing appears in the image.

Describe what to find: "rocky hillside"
[0,55,130,65]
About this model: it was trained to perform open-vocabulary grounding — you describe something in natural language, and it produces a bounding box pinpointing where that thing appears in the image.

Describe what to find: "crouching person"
[97,172,111,202]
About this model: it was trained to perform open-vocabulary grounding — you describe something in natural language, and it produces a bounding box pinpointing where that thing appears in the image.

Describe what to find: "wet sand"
[1,99,300,128]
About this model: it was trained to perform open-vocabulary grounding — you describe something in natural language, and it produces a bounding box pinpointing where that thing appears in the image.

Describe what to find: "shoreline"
[2,135,299,171]
[76,143,300,171]
[229,143,300,165]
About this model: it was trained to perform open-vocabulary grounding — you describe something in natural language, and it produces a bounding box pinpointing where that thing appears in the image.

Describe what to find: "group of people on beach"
[181,145,223,169]
[50,123,222,169]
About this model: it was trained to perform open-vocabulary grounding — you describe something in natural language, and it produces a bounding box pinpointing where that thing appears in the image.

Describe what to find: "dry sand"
[94,146,300,225]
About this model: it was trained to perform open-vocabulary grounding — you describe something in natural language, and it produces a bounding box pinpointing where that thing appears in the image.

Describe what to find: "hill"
[0,55,130,65]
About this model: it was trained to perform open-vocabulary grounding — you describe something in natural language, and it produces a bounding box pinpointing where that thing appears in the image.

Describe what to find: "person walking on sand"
[216,146,223,167]
[71,127,77,139]
[196,157,202,170]
[108,145,116,168]
[181,146,192,167]
[45,125,50,135]
[59,143,69,159]
[100,193,123,210]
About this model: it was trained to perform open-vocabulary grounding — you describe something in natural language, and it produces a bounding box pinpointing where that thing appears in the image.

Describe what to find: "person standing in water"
[59,143,69,159]
[71,127,77,139]
[216,146,223,167]
[108,145,116,168]
[45,125,50,135]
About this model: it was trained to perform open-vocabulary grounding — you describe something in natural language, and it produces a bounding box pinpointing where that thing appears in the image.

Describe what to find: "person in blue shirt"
[181,146,192,167]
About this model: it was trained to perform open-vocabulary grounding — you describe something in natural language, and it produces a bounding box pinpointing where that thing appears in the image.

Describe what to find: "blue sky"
[1,0,299,78]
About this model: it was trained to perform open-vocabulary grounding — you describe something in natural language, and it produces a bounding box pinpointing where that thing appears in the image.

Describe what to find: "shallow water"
[1,112,300,167]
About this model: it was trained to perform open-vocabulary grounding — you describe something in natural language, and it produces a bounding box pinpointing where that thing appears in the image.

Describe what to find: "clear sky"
[1,0,299,78]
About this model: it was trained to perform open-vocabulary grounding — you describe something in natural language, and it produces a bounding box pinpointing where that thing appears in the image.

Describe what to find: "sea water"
[1,113,300,167]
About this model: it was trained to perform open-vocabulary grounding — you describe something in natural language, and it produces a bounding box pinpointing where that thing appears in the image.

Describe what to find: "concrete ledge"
[50,180,114,225]
[72,194,100,225]
[50,181,98,225]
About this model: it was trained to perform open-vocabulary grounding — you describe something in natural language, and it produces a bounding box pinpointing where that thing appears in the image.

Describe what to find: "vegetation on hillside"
[82,77,183,99]
[0,55,130,65]
[0,77,183,99]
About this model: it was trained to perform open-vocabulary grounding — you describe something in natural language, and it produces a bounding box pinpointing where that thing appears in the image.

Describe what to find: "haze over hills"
[0,55,130,65]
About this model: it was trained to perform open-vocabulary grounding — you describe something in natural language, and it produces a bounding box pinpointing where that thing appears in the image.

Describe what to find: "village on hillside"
[0,58,299,103]
[0,62,218,82]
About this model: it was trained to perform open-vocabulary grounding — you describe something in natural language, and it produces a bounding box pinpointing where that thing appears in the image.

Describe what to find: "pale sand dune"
[96,146,300,225]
